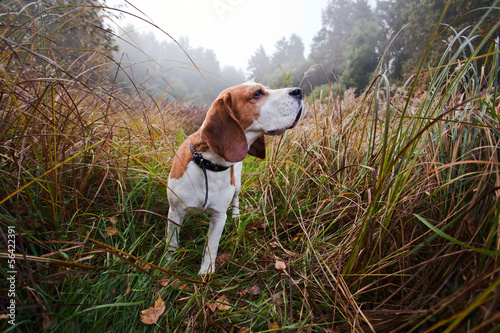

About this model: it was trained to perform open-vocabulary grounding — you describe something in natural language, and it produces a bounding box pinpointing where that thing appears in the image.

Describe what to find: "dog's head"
[201,82,303,163]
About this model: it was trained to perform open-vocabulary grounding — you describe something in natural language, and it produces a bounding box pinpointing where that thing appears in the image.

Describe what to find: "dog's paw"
[231,208,240,219]
[198,264,215,277]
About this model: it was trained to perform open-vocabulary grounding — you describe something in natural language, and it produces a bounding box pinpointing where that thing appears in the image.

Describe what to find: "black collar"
[189,143,230,207]
[189,143,230,172]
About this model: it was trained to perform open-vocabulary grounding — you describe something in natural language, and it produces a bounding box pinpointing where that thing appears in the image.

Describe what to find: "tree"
[2,0,117,84]
[309,0,378,88]
[375,0,499,86]
[271,34,305,67]
[247,45,272,82]
[247,35,307,87]
[272,37,291,68]
[341,20,383,92]
[114,29,245,101]
[262,35,308,88]
[288,34,306,63]
[374,0,416,80]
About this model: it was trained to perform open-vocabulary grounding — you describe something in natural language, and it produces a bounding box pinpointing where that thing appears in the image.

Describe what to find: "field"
[1,3,500,333]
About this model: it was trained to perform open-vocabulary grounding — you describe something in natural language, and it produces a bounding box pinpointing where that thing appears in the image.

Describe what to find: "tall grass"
[259,10,500,331]
[1,1,499,332]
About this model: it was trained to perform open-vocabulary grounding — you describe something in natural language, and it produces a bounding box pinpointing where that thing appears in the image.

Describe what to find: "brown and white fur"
[166,82,303,276]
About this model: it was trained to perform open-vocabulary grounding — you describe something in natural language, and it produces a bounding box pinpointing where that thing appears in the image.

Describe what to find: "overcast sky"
[107,0,330,71]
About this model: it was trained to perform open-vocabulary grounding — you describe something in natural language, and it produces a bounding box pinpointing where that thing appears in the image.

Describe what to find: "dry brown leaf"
[171,280,190,290]
[126,285,131,296]
[206,295,231,312]
[106,225,117,236]
[109,216,117,224]
[140,295,166,325]
[154,295,165,308]
[325,327,340,333]
[251,285,261,296]
[272,294,282,303]
[275,259,286,270]
[238,284,261,297]
[216,252,231,267]
[216,295,231,310]
[206,302,217,312]
[140,306,165,325]
[268,322,280,331]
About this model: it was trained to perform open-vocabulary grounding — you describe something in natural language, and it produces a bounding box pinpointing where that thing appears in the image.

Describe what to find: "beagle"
[166,82,303,276]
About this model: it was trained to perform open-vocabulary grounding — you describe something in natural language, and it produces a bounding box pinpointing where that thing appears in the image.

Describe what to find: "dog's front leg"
[199,212,227,276]
[231,163,242,218]
[167,206,186,252]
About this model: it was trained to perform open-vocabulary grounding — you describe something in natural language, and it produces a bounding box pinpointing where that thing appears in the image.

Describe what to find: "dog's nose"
[289,88,302,100]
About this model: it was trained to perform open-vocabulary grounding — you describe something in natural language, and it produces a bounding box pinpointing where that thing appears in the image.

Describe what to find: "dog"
[166,82,303,276]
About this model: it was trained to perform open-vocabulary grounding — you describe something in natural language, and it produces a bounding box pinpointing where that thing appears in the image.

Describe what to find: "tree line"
[114,27,245,102]
[4,0,496,102]
[249,0,498,96]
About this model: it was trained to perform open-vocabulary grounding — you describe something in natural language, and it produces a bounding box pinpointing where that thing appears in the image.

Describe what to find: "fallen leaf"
[216,252,231,268]
[206,295,231,312]
[106,225,117,236]
[325,327,340,333]
[268,322,280,331]
[238,284,261,297]
[206,302,217,312]
[140,307,165,325]
[154,295,164,308]
[251,285,261,296]
[272,294,282,303]
[171,280,190,290]
[140,295,166,325]
[109,216,117,224]
[126,285,131,296]
[216,295,231,310]
[275,259,286,270]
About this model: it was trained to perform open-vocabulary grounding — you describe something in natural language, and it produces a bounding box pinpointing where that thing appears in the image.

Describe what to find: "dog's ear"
[248,136,265,159]
[201,93,248,162]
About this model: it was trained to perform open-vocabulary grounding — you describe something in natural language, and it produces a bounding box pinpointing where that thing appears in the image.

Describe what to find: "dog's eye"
[253,90,264,99]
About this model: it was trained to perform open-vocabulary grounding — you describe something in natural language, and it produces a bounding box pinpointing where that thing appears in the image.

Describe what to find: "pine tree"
[247,45,272,82]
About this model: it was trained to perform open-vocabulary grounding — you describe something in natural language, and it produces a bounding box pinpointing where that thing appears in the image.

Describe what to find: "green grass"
[1,1,500,332]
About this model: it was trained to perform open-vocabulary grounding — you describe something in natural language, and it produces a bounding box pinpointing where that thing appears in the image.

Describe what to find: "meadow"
[1,2,500,332]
